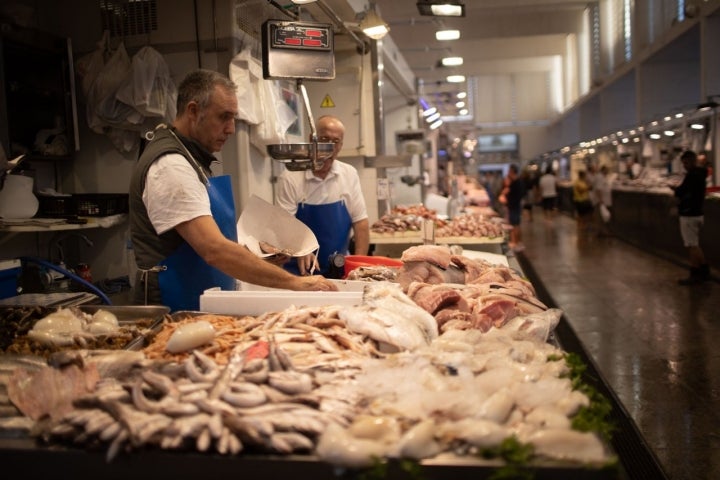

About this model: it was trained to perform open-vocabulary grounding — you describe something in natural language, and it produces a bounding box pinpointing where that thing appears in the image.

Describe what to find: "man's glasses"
[318,136,342,145]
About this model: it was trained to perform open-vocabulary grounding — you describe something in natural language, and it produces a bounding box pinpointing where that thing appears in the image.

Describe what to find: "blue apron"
[158,175,236,312]
[287,200,352,276]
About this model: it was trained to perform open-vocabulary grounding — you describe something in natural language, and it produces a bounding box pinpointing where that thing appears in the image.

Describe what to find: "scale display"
[262,20,335,80]
[268,22,331,51]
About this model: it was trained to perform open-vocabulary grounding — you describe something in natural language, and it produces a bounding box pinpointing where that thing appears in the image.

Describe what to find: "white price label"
[377,178,389,200]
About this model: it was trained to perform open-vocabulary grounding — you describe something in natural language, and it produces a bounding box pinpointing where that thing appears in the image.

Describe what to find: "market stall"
[0,244,668,479]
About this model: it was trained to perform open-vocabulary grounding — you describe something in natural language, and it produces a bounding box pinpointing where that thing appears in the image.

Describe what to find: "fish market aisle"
[515,213,720,480]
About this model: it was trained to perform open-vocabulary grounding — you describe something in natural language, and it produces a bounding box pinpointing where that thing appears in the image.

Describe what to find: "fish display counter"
[0,246,663,479]
[609,189,720,271]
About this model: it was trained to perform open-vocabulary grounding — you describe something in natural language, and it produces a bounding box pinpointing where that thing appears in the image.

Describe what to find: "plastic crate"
[73,194,129,216]
[37,195,74,217]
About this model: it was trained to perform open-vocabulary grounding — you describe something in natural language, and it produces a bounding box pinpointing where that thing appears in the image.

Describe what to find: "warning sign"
[320,94,335,108]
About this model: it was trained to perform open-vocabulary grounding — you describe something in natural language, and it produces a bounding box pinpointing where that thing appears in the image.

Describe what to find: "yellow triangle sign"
[320,94,335,108]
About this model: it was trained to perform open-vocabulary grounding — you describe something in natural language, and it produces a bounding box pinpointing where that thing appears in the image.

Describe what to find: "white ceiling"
[310,0,589,137]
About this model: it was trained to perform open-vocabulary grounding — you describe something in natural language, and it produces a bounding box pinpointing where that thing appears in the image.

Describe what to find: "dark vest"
[128,127,216,303]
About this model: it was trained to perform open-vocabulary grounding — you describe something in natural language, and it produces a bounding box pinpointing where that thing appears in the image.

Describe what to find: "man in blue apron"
[276,115,370,277]
[129,70,336,312]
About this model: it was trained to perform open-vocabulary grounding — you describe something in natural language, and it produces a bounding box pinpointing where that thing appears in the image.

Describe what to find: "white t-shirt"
[538,173,557,198]
[276,160,368,224]
[143,154,211,235]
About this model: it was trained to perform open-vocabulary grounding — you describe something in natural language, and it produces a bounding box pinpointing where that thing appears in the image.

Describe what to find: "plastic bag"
[249,79,297,152]
[116,46,177,121]
[230,48,263,125]
[87,42,135,132]
[600,204,611,223]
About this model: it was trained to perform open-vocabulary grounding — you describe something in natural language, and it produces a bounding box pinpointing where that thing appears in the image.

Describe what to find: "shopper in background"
[129,69,337,311]
[276,115,370,277]
[629,157,643,179]
[538,165,558,221]
[671,150,709,285]
[521,168,538,222]
[572,170,593,234]
[499,164,525,251]
[592,165,613,237]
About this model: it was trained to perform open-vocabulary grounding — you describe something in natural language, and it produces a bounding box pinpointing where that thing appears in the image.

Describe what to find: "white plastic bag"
[116,46,177,121]
[249,79,297,152]
[230,48,263,125]
[600,204,611,223]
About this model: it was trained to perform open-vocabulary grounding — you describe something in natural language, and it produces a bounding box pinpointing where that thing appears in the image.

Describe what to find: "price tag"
[422,219,435,245]
[377,178,389,200]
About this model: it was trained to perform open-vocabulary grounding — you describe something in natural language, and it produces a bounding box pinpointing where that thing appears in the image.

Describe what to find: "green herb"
[561,353,616,441]
[356,457,387,480]
[399,459,425,480]
[481,436,536,480]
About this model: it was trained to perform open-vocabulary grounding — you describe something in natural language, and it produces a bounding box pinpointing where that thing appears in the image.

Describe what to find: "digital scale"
[262,20,336,171]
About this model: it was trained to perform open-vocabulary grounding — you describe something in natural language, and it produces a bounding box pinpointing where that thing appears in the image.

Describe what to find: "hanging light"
[290,0,318,4]
[360,5,390,40]
[446,74,465,83]
[441,56,463,67]
[436,29,460,41]
[417,1,465,17]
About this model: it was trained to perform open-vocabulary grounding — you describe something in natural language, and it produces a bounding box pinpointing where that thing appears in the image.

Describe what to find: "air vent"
[100,0,157,38]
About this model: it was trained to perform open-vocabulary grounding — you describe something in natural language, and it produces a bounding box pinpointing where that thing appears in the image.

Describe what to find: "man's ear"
[186,101,199,120]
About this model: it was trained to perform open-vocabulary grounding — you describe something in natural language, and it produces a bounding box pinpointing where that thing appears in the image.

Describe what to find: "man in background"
[276,115,370,276]
[671,150,709,285]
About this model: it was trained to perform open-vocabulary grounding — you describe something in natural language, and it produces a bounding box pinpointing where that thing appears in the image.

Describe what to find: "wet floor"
[515,210,720,480]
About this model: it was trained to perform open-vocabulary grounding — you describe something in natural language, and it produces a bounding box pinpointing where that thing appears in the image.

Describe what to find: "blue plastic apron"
[158,175,237,312]
[287,200,352,276]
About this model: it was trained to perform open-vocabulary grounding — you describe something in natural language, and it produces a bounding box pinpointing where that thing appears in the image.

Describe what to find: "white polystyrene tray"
[239,279,368,292]
[199,287,362,316]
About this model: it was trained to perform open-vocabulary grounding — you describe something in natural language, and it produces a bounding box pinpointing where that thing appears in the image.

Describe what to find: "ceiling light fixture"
[422,107,438,117]
[456,91,467,99]
[435,29,460,41]
[426,112,441,122]
[690,123,705,130]
[430,119,443,130]
[360,4,390,40]
[290,0,318,4]
[446,74,465,83]
[441,56,463,67]
[417,1,465,17]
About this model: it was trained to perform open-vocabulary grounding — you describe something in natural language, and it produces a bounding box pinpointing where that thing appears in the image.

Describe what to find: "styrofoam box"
[200,287,362,316]
[239,279,368,292]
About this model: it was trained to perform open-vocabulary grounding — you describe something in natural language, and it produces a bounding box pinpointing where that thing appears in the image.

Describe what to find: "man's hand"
[292,275,338,291]
[297,253,319,276]
[263,254,291,267]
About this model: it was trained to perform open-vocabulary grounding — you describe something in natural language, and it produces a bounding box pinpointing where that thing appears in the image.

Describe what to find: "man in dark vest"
[129,69,336,311]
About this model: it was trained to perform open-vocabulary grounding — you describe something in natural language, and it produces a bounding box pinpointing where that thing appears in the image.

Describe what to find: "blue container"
[0,259,21,299]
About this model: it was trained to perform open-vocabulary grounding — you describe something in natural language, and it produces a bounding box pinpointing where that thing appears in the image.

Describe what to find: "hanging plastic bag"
[87,42,136,132]
[249,79,297,153]
[600,204,611,223]
[116,46,177,122]
[229,48,263,125]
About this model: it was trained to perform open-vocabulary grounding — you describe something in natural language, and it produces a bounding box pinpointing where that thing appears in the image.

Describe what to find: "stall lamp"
[290,0,318,4]
[664,130,676,136]
[430,119,443,130]
[436,29,460,41]
[649,133,662,139]
[441,56,463,67]
[360,7,389,40]
[426,112,441,122]
[422,106,438,116]
[456,91,467,99]
[446,74,465,83]
[417,1,465,17]
[455,101,465,108]
[690,123,705,130]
